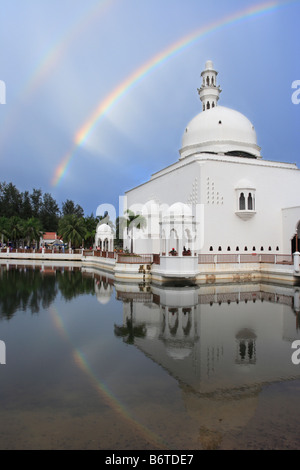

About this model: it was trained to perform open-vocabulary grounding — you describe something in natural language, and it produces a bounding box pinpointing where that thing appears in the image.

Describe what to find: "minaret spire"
[198,60,221,111]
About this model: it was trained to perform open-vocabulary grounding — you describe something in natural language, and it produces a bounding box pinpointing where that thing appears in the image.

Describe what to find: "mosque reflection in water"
[101,273,300,444]
[2,262,300,448]
[93,269,300,391]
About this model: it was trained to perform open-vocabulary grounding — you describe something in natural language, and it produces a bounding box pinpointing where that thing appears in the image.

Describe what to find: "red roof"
[43,232,58,240]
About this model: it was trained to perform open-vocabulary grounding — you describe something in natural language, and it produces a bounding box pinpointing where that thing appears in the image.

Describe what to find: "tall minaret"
[197,60,221,111]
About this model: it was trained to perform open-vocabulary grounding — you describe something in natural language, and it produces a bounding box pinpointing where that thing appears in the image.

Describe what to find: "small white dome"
[96,223,113,234]
[165,202,193,218]
[95,283,113,304]
[180,106,261,159]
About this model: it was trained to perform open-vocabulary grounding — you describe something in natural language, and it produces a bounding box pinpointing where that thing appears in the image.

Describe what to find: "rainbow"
[52,0,291,187]
[49,305,168,449]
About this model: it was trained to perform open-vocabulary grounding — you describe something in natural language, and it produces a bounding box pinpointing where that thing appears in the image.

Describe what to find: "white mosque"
[123,60,300,261]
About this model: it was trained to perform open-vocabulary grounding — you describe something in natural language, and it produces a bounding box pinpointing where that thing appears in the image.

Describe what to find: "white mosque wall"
[200,157,300,254]
[125,153,300,255]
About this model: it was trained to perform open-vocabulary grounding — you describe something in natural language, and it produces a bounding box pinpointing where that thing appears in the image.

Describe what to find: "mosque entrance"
[291,221,300,254]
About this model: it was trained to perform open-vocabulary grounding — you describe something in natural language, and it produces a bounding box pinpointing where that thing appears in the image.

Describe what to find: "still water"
[0,261,300,450]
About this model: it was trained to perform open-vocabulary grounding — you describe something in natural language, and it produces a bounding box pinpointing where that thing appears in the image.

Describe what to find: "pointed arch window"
[239,193,246,210]
[236,184,256,220]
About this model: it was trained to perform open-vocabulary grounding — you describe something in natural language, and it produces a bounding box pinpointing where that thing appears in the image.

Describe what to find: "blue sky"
[0,0,299,217]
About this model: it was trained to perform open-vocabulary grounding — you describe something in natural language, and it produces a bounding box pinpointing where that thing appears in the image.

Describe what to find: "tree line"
[0,181,105,249]
[0,181,146,250]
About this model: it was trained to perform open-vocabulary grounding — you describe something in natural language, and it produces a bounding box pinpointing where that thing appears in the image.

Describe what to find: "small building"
[41,232,64,247]
[95,223,114,251]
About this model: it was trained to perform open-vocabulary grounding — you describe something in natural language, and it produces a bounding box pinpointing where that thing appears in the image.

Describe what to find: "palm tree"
[8,216,23,248]
[0,217,9,246]
[121,209,147,253]
[114,300,146,344]
[58,214,87,249]
[83,214,98,249]
[23,217,43,249]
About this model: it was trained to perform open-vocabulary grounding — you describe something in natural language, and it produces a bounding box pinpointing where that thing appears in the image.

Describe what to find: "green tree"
[61,199,84,218]
[20,191,33,220]
[84,214,98,248]
[7,216,23,248]
[30,188,42,219]
[23,218,43,249]
[0,216,9,245]
[40,193,60,231]
[0,182,21,218]
[58,214,87,249]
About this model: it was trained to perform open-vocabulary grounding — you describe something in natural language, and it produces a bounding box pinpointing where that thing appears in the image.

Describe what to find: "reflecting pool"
[1,261,300,450]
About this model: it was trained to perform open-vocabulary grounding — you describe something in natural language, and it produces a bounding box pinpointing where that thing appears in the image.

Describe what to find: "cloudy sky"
[0,0,299,217]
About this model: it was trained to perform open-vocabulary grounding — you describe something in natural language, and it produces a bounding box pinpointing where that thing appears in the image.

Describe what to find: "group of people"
[169,247,192,256]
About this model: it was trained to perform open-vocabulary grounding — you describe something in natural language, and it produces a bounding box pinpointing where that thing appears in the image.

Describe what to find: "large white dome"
[180,106,261,160]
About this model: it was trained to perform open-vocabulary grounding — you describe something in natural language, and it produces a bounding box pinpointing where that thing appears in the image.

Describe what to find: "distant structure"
[123,60,300,258]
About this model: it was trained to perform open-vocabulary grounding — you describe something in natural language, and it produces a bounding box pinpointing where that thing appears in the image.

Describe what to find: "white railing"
[198,253,293,265]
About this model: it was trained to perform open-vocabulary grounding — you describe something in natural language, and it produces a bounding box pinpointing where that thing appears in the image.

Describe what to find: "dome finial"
[197,60,222,111]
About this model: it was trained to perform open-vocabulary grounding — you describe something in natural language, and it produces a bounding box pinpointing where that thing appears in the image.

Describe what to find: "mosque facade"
[123,61,300,260]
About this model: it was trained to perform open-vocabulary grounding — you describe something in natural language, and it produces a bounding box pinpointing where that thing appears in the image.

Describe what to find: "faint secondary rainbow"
[51,0,288,187]
[0,0,115,150]
[23,0,114,99]
[49,305,168,449]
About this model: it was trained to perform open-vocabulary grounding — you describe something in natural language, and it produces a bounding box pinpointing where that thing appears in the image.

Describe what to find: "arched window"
[261,246,264,251]
[235,184,256,219]
[248,193,253,210]
[244,246,248,251]
[206,76,209,85]
[212,102,215,108]
[218,246,222,251]
[227,246,231,251]
[239,193,246,210]
[207,101,210,110]
[209,246,213,251]
[236,246,239,251]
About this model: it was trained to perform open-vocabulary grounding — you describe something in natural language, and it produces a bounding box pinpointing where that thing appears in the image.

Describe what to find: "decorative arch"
[291,220,300,253]
[169,228,179,254]
[95,223,114,251]
[235,180,256,220]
